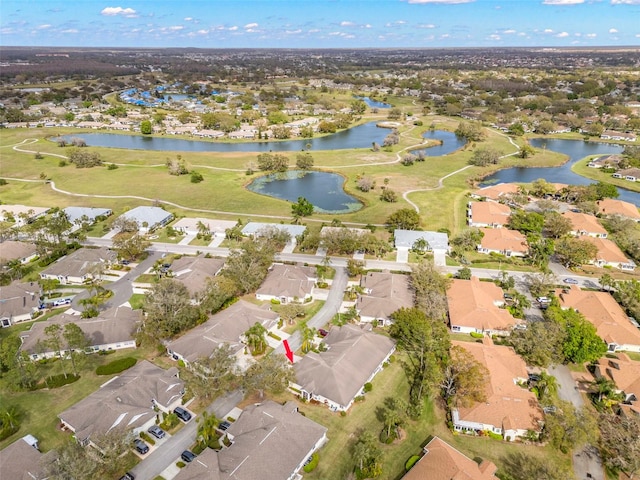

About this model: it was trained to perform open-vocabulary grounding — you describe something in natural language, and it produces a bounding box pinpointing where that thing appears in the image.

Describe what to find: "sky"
[1,0,639,49]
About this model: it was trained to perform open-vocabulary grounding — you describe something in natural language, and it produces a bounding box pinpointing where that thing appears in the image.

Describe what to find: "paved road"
[548,365,604,480]
[130,389,244,480]
[273,266,348,356]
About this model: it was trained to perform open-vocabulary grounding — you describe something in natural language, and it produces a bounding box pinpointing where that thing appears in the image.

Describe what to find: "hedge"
[96,357,137,375]
[139,431,155,445]
[470,332,484,339]
[303,452,319,473]
[267,332,282,341]
[405,455,420,471]
[40,373,80,389]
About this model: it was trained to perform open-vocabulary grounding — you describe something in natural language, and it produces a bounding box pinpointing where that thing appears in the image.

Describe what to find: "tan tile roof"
[556,286,640,347]
[453,339,542,433]
[469,202,511,226]
[255,264,316,299]
[0,241,37,262]
[357,272,414,319]
[479,228,528,254]
[402,436,498,480]
[596,353,640,399]
[166,300,279,362]
[447,277,517,332]
[581,236,633,266]
[472,183,521,201]
[596,199,640,221]
[562,211,608,236]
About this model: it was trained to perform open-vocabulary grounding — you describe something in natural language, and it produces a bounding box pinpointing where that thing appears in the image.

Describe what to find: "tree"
[183,345,237,402]
[351,431,382,478]
[63,323,89,376]
[598,413,640,480]
[507,320,566,367]
[198,276,237,314]
[291,197,314,220]
[140,120,152,135]
[45,324,68,378]
[142,278,202,340]
[469,147,501,166]
[543,211,572,238]
[300,324,317,353]
[386,208,420,230]
[242,354,293,400]
[46,440,99,480]
[389,307,450,413]
[543,400,598,453]
[380,188,397,202]
[346,259,366,277]
[535,371,559,405]
[500,451,573,480]
[554,237,598,269]
[599,273,614,292]
[295,152,314,170]
[410,260,450,321]
[441,345,489,407]
[112,232,150,261]
[450,228,484,252]
[222,237,277,294]
[545,305,607,363]
[197,410,221,448]
[456,266,472,280]
[508,210,544,234]
[244,322,268,355]
[455,121,485,141]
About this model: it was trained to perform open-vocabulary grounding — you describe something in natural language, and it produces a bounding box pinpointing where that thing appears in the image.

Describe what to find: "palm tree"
[244,322,268,355]
[352,439,372,472]
[536,371,558,403]
[599,273,614,293]
[593,376,620,403]
[301,324,316,353]
[197,411,220,447]
[382,407,401,439]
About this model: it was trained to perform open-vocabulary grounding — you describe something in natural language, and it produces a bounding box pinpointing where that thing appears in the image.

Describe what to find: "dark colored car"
[318,328,329,337]
[119,473,135,480]
[218,420,231,431]
[181,450,197,463]
[148,425,166,439]
[174,406,192,422]
[134,439,149,455]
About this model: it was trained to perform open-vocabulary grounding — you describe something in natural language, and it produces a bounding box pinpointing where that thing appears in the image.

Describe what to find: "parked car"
[318,328,329,337]
[181,450,197,463]
[218,420,231,431]
[563,278,579,284]
[536,296,551,304]
[134,439,149,455]
[174,406,192,422]
[119,473,135,480]
[148,425,166,439]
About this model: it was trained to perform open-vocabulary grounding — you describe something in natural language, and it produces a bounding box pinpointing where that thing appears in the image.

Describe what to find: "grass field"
[0,117,574,236]
[572,157,640,193]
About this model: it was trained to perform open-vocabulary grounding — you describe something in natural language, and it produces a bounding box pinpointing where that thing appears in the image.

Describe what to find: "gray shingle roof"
[63,206,112,224]
[256,264,316,299]
[40,247,115,278]
[119,206,173,229]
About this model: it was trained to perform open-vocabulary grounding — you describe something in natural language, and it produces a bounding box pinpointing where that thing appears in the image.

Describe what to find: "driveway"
[130,390,244,480]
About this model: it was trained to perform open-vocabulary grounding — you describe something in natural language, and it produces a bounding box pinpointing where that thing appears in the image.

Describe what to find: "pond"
[481,138,639,206]
[55,121,391,153]
[353,96,392,109]
[411,130,467,157]
[247,170,362,214]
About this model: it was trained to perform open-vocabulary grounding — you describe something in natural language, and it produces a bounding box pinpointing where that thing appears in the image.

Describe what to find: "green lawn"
[622,351,640,361]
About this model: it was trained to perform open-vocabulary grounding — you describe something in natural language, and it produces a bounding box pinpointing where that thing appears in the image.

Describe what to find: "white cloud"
[556,31,570,37]
[340,21,355,27]
[196,29,209,34]
[37,24,52,29]
[543,28,554,33]
[489,34,501,40]
[100,6,138,17]
[308,28,320,33]
[585,33,597,37]
[502,29,516,34]
[61,29,78,33]
[244,22,258,29]
[285,29,302,34]
[184,17,193,21]
[611,0,640,4]
[417,23,437,28]
[408,0,475,3]
[609,28,618,33]
[228,26,238,31]
[168,25,183,31]
[364,24,372,28]
[542,0,584,4]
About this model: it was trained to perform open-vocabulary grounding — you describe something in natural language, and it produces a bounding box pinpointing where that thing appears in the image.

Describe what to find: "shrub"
[209,437,222,450]
[44,373,80,388]
[270,298,281,305]
[139,431,155,445]
[470,332,484,339]
[226,416,236,422]
[340,411,347,417]
[363,382,373,393]
[96,357,137,375]
[190,171,204,183]
[303,452,319,473]
[486,430,503,440]
[58,160,67,167]
[192,443,205,454]
[176,461,186,468]
[267,332,282,341]
[160,413,179,430]
[107,163,119,170]
[405,455,420,471]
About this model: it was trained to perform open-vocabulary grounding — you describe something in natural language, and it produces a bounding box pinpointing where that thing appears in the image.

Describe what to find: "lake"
[412,130,467,156]
[481,138,639,206]
[353,96,392,109]
[247,171,362,214]
[56,121,390,152]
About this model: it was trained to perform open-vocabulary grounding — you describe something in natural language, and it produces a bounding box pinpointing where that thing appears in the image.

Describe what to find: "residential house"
[0,281,41,327]
[581,236,636,271]
[393,229,450,266]
[402,436,498,480]
[356,272,414,325]
[166,300,279,368]
[19,306,140,360]
[477,228,528,257]
[451,338,543,441]
[601,130,637,142]
[255,264,316,304]
[0,435,53,480]
[613,168,640,182]
[0,240,38,264]
[594,353,640,405]
[170,255,225,298]
[172,217,237,237]
[291,324,396,411]
[40,247,116,284]
[447,277,520,335]
[174,401,327,480]
[58,360,184,446]
[471,183,521,202]
[467,202,511,228]
[63,206,112,226]
[562,211,608,238]
[596,198,640,222]
[0,205,49,227]
[555,286,640,353]
[587,154,623,169]
[117,206,173,233]
[241,222,306,239]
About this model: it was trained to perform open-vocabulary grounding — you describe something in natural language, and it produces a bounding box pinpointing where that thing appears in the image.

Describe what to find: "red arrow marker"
[283,339,294,363]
